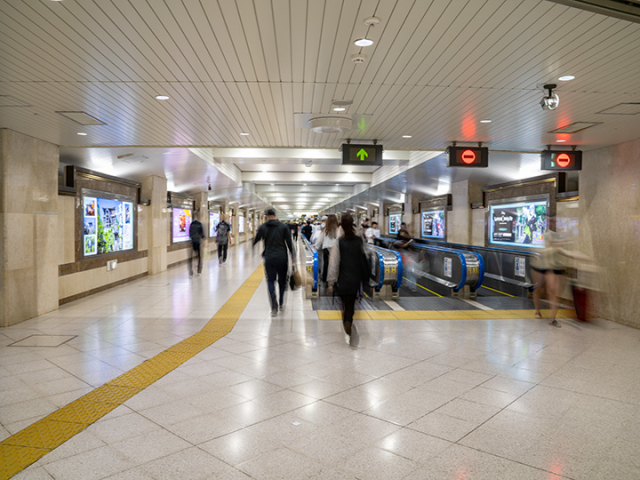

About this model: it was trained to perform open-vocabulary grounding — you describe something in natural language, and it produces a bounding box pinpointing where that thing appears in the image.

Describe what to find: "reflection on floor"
[2,241,640,480]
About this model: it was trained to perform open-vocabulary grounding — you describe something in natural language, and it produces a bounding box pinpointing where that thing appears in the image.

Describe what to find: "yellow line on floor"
[402,277,443,297]
[317,309,576,321]
[0,265,265,480]
[480,285,515,297]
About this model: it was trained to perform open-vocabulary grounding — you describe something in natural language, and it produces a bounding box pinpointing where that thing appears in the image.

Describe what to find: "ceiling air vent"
[56,111,107,125]
[549,122,602,133]
[309,116,353,134]
[548,1,640,23]
[596,103,640,115]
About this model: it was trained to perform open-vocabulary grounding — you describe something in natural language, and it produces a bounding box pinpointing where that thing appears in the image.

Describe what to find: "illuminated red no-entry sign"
[541,150,582,171]
[461,149,476,164]
[556,153,571,168]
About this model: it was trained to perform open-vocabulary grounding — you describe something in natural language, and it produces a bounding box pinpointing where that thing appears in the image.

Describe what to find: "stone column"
[0,129,59,326]
[141,175,168,275]
[403,194,419,237]
[449,180,482,244]
[230,203,239,245]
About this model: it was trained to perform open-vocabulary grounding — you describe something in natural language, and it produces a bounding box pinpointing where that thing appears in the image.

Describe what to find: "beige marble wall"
[141,176,168,274]
[449,180,482,244]
[1,129,59,326]
[579,138,640,328]
[168,247,190,267]
[57,195,76,265]
[471,208,486,246]
[59,258,147,300]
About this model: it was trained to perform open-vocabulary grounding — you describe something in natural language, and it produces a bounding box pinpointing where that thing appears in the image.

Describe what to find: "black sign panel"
[446,146,489,168]
[541,150,582,171]
[342,144,383,166]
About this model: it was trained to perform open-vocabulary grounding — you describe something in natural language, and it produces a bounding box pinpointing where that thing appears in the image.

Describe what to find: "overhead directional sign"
[446,146,489,168]
[541,150,582,171]
[342,144,383,166]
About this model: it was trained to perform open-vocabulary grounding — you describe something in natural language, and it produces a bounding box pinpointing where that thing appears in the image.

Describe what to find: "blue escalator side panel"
[456,253,467,291]
[472,253,485,292]
[377,252,384,290]
[312,249,318,290]
[395,251,403,290]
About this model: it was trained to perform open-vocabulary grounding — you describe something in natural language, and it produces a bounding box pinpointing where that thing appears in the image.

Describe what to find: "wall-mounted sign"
[446,146,489,168]
[342,144,383,166]
[541,150,582,171]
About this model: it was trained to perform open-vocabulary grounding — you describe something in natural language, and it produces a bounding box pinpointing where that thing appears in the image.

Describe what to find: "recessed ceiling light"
[239,132,250,136]
[155,95,169,100]
[354,38,374,47]
[556,139,567,142]
[558,75,575,81]
[77,132,87,136]
[480,119,492,123]
[402,135,412,138]
[333,107,346,112]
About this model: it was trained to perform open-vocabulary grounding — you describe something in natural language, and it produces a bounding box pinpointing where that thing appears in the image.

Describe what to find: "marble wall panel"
[471,209,486,246]
[57,195,76,265]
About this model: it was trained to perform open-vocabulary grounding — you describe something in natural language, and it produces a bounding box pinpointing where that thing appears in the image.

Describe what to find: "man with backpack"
[188,215,205,277]
[253,208,294,316]
[215,214,232,265]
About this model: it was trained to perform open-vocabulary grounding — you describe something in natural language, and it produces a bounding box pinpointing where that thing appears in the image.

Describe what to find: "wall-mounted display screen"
[239,215,245,234]
[83,193,134,256]
[389,214,402,235]
[489,201,547,248]
[172,207,192,243]
[209,212,220,237]
[421,210,445,239]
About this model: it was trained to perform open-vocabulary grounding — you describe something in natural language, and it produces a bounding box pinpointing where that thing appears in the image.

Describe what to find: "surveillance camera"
[540,93,559,110]
[208,183,212,191]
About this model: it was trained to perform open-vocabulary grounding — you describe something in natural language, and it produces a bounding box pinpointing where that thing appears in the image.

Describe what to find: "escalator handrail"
[367,244,403,290]
[301,237,319,290]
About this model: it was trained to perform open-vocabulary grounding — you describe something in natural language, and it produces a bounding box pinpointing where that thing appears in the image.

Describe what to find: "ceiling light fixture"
[480,119,492,123]
[77,132,87,136]
[333,107,346,112]
[240,132,250,136]
[558,75,575,81]
[556,139,567,142]
[354,38,374,47]
[155,95,169,100]
[402,135,412,138]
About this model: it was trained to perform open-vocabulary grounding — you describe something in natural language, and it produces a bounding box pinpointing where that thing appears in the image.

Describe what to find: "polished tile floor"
[2,242,640,479]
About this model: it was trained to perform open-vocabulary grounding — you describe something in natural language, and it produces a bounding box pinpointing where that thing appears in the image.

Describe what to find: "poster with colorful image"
[389,214,402,234]
[239,215,245,234]
[209,212,220,237]
[172,208,192,243]
[82,192,134,256]
[422,210,445,239]
[489,201,547,248]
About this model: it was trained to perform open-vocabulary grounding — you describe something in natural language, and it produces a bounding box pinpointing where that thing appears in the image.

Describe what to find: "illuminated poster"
[421,210,445,239]
[239,215,245,234]
[83,193,134,256]
[172,208,192,243]
[389,214,402,235]
[209,212,220,238]
[489,201,547,248]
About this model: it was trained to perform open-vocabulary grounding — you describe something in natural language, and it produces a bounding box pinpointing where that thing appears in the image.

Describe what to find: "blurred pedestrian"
[215,214,232,264]
[365,221,380,245]
[188,215,205,277]
[301,220,313,241]
[395,222,416,291]
[314,214,339,287]
[254,208,294,316]
[327,214,369,336]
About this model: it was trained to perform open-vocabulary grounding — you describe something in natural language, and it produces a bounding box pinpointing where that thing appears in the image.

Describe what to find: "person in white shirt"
[365,221,381,245]
[313,214,339,286]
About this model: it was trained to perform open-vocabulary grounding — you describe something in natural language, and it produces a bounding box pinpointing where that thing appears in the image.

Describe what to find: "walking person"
[313,214,338,287]
[327,214,369,336]
[395,222,417,291]
[301,220,313,241]
[253,208,294,316]
[215,214,232,265]
[365,221,381,245]
[188,215,205,277]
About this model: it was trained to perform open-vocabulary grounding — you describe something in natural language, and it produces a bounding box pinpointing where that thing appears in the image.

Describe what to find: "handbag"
[289,265,303,290]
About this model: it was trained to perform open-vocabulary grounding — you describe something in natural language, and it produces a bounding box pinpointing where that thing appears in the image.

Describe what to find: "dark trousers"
[189,242,202,274]
[265,258,288,309]
[217,243,228,262]
[341,294,357,324]
[322,248,330,283]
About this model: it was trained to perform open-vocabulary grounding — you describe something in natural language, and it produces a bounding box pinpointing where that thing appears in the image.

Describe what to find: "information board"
[83,192,134,256]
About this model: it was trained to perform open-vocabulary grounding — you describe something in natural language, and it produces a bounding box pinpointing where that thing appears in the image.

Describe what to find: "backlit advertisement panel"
[172,207,192,243]
[489,201,547,248]
[209,212,220,238]
[239,215,245,234]
[421,210,445,239]
[389,214,402,235]
[83,193,134,256]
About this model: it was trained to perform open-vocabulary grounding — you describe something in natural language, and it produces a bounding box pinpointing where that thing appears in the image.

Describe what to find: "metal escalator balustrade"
[301,236,319,297]
[365,244,403,296]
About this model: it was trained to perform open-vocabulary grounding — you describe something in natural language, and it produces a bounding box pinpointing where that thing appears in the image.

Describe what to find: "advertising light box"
[389,214,402,235]
[489,201,547,248]
[209,212,220,238]
[83,192,134,256]
[239,215,245,234]
[421,210,445,239]
[172,207,192,243]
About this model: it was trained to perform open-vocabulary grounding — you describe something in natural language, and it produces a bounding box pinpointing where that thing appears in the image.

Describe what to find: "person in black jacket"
[301,220,313,241]
[327,213,368,336]
[188,217,205,277]
[253,208,294,316]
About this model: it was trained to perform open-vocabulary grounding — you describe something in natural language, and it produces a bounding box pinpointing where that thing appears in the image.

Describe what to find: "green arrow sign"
[356,148,369,161]
[358,118,366,130]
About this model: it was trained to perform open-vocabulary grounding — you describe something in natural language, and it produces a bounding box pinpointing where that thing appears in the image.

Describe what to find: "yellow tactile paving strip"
[317,309,576,321]
[0,265,264,480]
